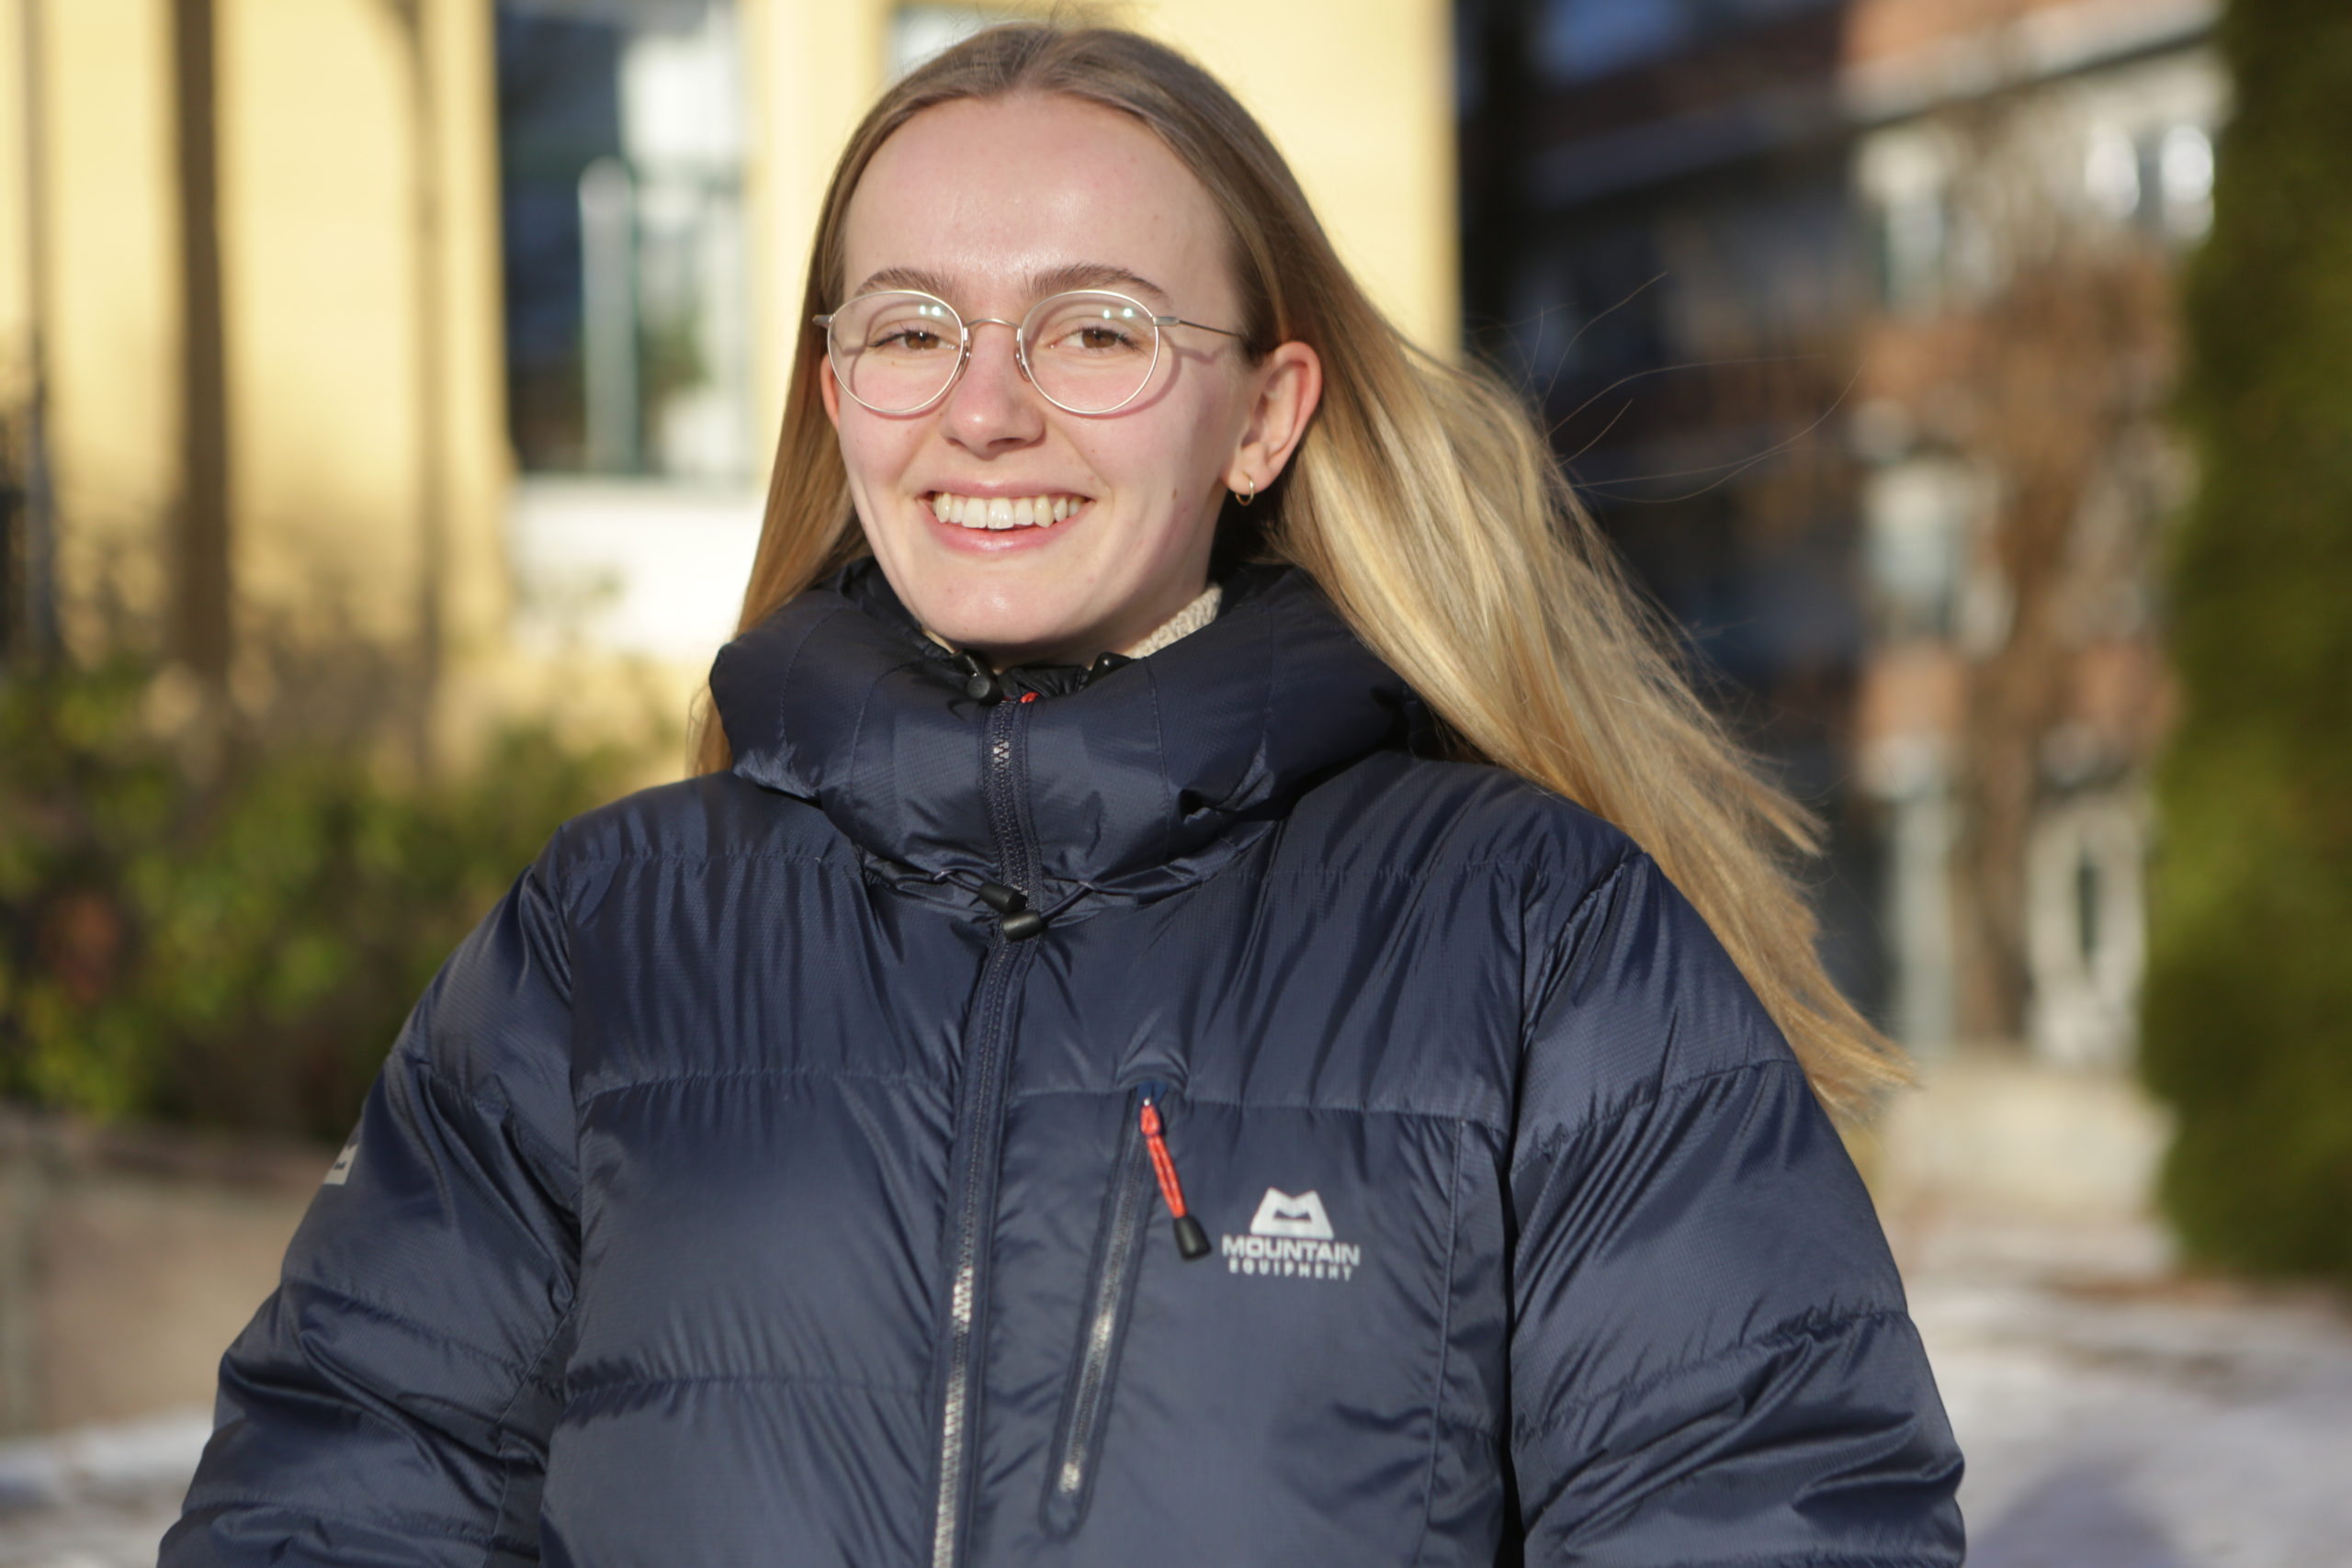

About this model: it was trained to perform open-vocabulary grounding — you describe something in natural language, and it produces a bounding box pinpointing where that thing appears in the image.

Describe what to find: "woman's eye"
[1051,326,1140,354]
[874,328,945,353]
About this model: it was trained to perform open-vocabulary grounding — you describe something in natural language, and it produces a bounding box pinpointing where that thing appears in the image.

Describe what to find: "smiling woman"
[164,23,1965,1568]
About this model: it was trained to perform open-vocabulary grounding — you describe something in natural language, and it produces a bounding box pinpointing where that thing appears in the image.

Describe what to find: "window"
[2081,118,2213,244]
[1858,133,1957,315]
[2084,124,2142,221]
[1537,0,1690,82]
[2026,793,2147,1068]
[496,0,752,481]
[2155,123,2213,241]
[1861,457,1979,641]
[1535,0,1838,82]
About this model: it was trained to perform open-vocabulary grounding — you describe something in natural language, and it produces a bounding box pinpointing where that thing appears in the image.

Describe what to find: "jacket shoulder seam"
[1508,845,1644,1080]
[1510,1304,1914,1448]
[393,1047,578,1196]
[1512,1055,1805,1176]
[1527,846,1647,976]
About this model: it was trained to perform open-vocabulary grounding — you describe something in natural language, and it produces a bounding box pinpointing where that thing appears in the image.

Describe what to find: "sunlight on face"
[825,94,1302,667]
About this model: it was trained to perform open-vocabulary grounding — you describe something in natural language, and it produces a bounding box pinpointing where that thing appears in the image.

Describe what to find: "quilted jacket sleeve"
[1507,852,1964,1566]
[161,853,581,1568]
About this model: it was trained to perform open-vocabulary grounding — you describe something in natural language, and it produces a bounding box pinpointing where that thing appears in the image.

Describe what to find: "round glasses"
[814,288,1249,416]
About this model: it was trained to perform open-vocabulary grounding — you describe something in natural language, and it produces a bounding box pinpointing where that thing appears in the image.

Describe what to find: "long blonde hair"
[693,24,1907,1120]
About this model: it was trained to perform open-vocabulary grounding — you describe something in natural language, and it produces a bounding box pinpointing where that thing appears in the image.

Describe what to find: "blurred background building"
[1462,0,2213,1218]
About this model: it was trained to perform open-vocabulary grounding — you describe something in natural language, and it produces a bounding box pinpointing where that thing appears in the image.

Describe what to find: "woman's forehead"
[844,261,1179,310]
[841,95,1230,309]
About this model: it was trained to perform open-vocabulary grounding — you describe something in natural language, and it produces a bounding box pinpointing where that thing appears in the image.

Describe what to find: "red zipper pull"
[1140,1091,1211,1261]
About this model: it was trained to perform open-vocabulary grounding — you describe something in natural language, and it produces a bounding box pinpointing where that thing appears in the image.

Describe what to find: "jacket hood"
[709,557,1417,907]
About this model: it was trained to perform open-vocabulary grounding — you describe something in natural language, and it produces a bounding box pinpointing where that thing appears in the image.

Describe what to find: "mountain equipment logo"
[323,1140,358,1187]
[1222,1188,1363,1281]
[1249,1189,1332,1238]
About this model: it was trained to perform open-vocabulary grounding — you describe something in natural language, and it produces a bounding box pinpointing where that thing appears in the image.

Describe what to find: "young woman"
[165,25,1962,1568]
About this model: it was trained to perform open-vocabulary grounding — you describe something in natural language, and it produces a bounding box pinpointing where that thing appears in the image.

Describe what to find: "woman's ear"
[1227,341,1322,493]
[820,356,844,430]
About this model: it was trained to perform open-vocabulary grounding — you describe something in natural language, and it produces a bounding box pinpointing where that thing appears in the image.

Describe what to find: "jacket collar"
[709,557,1415,907]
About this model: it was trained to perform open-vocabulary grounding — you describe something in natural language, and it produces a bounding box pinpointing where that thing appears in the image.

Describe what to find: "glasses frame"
[812,288,1249,416]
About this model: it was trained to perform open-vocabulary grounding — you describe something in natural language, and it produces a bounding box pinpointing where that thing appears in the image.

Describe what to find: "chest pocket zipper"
[1042,1082,1205,1535]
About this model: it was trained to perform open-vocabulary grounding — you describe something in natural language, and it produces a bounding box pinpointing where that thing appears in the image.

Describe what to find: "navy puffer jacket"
[164,560,1963,1567]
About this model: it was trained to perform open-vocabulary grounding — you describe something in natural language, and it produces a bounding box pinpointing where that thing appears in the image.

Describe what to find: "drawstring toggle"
[1140,1090,1211,1261]
[977,880,1047,940]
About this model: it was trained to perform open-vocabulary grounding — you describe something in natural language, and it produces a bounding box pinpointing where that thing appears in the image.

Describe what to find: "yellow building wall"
[214,0,510,745]
[1138,0,1460,354]
[8,0,181,651]
[0,0,21,414]
[0,0,509,751]
[219,0,423,653]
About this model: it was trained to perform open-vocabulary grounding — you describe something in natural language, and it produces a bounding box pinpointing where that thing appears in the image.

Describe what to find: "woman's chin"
[925,615,1097,666]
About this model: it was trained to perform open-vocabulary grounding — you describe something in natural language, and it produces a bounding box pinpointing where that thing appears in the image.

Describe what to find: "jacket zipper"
[930,693,1042,1568]
[1043,1082,1212,1535]
[1042,1085,1154,1534]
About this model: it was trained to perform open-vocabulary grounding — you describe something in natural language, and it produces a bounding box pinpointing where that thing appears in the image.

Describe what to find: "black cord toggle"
[955,651,1001,703]
[977,880,1048,939]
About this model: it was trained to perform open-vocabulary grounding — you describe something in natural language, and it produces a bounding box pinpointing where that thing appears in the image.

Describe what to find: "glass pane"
[496,0,752,480]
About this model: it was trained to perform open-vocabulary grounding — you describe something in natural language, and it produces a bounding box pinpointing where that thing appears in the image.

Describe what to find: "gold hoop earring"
[1232,476,1256,507]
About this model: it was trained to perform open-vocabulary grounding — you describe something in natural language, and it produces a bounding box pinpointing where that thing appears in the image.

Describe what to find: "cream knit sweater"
[923,581,1223,664]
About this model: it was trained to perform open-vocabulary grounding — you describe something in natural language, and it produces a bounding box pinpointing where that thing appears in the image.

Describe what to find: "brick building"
[1462,0,2216,1094]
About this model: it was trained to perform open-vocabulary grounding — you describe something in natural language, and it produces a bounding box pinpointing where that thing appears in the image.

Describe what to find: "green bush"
[0,658,654,1143]
[2141,0,2352,1285]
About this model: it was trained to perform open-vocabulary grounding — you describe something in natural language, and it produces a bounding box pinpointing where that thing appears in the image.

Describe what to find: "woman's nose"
[941,321,1045,451]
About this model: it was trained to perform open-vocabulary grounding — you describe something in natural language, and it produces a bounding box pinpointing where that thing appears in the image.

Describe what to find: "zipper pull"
[1139,1087,1211,1261]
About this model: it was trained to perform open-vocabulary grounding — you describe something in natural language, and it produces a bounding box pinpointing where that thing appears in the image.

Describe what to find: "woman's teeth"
[928,493,1081,530]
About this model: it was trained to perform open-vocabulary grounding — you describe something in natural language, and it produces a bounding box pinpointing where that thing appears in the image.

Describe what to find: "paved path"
[5,1219,2348,1566]
[1899,1215,2352,1567]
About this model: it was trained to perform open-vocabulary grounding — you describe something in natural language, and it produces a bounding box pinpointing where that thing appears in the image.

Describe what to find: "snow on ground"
[1898,1211,2352,1567]
[0,1411,207,1568]
[4,1217,2348,1566]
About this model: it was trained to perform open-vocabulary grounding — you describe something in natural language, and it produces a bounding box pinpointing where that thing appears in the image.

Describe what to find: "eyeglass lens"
[827,291,1161,414]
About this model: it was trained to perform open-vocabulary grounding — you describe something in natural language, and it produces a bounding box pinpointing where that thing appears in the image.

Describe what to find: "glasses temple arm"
[1157,316,1250,341]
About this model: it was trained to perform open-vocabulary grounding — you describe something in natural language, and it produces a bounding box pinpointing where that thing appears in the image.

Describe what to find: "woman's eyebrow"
[852,265,957,298]
[844,264,1175,308]
[1025,263,1173,306]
